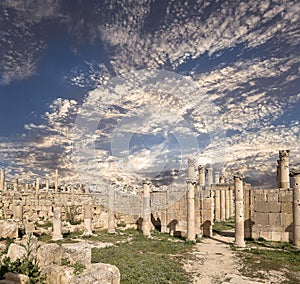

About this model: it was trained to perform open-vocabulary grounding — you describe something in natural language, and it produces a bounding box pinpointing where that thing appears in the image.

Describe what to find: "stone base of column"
[52,234,63,241]
[234,241,246,248]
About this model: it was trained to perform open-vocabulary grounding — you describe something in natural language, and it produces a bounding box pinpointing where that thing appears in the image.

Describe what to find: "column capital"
[233,172,244,180]
[198,164,205,172]
[290,169,300,177]
[143,179,151,185]
[279,150,290,160]
[188,158,196,167]
[186,178,196,185]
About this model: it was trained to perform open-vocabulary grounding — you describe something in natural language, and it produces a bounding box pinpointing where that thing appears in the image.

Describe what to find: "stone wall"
[246,188,293,242]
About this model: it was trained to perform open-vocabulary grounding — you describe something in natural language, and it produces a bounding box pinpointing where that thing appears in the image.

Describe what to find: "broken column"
[13,205,23,222]
[142,179,151,237]
[214,188,221,222]
[279,150,290,189]
[54,169,59,192]
[83,205,93,236]
[206,167,213,186]
[198,165,206,187]
[187,158,196,241]
[13,179,18,191]
[161,189,168,233]
[214,171,220,185]
[108,180,116,234]
[234,173,245,247]
[290,169,300,248]
[0,169,5,191]
[219,175,225,184]
[52,207,63,241]
[45,180,49,193]
[36,178,40,192]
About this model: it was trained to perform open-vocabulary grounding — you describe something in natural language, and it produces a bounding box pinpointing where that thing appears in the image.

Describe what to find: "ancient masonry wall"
[245,188,293,242]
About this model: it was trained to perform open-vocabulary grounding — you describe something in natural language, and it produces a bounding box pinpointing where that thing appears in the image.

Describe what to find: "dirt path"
[183,233,285,284]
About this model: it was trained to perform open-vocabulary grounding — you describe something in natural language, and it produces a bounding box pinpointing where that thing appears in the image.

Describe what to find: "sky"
[0,0,299,190]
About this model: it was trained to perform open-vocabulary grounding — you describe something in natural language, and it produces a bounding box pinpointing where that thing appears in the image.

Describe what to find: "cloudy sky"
[0,0,299,189]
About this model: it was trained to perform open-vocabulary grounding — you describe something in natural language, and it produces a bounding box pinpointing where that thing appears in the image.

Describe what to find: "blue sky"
[0,0,299,189]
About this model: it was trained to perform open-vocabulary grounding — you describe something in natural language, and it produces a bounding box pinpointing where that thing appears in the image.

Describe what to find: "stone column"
[279,150,290,189]
[220,175,225,184]
[187,178,196,241]
[234,173,245,247]
[54,169,59,192]
[276,160,281,188]
[0,169,5,191]
[229,186,234,217]
[36,178,40,192]
[220,188,226,221]
[13,179,18,191]
[206,167,213,186]
[108,181,116,234]
[198,165,206,187]
[83,205,93,236]
[214,172,220,185]
[161,189,168,233]
[45,180,49,193]
[194,185,201,237]
[142,179,151,237]
[225,187,230,220]
[79,183,84,194]
[52,207,63,241]
[13,205,23,222]
[25,183,29,191]
[214,189,221,222]
[290,169,300,248]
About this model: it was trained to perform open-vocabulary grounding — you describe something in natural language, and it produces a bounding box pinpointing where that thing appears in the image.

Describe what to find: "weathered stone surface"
[61,242,91,265]
[3,272,30,284]
[44,265,75,284]
[0,221,18,239]
[74,263,120,284]
[7,244,26,262]
[253,201,281,213]
[37,243,63,269]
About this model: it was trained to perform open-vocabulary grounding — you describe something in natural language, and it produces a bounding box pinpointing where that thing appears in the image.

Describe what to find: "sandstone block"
[61,242,91,266]
[7,244,26,262]
[253,212,269,225]
[280,213,293,226]
[4,273,30,284]
[281,202,292,213]
[278,190,292,202]
[37,243,63,270]
[268,213,281,226]
[0,221,18,239]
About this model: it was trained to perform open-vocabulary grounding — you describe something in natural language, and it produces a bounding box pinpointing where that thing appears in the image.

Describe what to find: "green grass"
[212,218,235,234]
[236,240,300,283]
[92,230,194,283]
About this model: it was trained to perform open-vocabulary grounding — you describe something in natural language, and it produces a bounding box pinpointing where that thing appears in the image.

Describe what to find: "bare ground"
[182,232,287,284]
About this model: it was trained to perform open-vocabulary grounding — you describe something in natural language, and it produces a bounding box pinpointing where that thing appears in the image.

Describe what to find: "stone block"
[253,201,281,213]
[4,273,30,284]
[281,202,292,213]
[61,242,91,266]
[253,212,269,225]
[280,213,293,226]
[266,192,279,202]
[37,243,63,270]
[0,221,18,239]
[278,190,292,202]
[268,213,281,226]
[271,231,283,242]
[7,244,27,262]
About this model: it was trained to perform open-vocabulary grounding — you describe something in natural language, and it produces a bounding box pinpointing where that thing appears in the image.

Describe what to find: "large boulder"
[7,244,26,262]
[2,272,30,284]
[0,221,18,239]
[36,243,63,270]
[43,265,75,284]
[74,263,120,284]
[61,242,91,265]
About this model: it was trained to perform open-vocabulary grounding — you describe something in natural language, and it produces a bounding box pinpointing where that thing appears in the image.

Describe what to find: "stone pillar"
[188,159,196,179]
[83,205,93,236]
[195,185,201,237]
[0,169,5,191]
[13,179,18,191]
[290,169,300,248]
[54,169,59,192]
[279,150,290,189]
[108,181,116,234]
[45,180,49,193]
[220,188,226,221]
[225,187,230,220]
[142,179,151,237]
[52,207,63,241]
[214,189,221,222]
[13,205,23,222]
[187,178,196,241]
[36,178,40,192]
[206,167,213,186]
[234,173,245,247]
[161,189,168,233]
[25,183,29,191]
[229,186,234,217]
[79,183,84,194]
[198,165,206,187]
[276,160,281,188]
[214,172,220,185]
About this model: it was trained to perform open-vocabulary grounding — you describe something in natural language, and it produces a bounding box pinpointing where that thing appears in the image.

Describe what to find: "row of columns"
[214,187,234,222]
